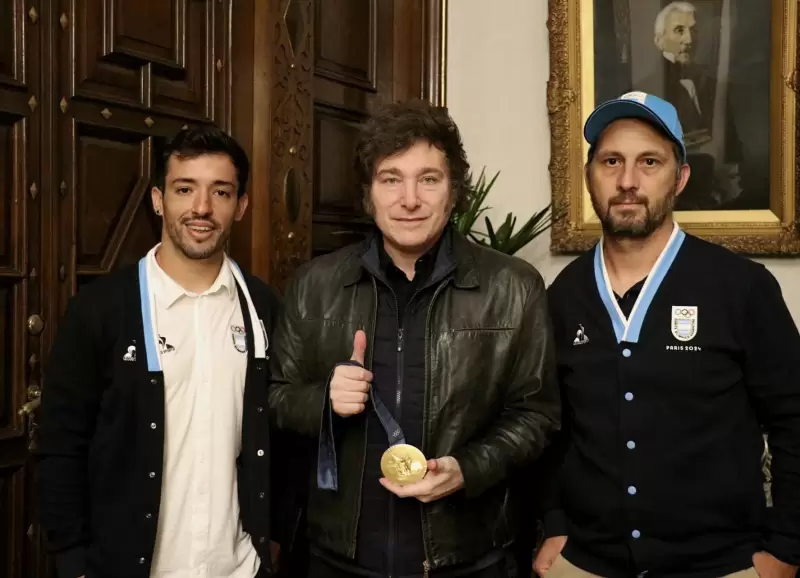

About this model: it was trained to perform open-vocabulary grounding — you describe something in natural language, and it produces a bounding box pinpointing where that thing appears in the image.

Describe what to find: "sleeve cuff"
[543,509,569,539]
[450,449,487,499]
[764,533,800,566]
[55,546,87,578]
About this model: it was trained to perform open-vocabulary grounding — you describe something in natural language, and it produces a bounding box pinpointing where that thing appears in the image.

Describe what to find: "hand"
[330,330,372,417]
[533,536,567,576]
[379,456,465,503]
[753,551,799,578]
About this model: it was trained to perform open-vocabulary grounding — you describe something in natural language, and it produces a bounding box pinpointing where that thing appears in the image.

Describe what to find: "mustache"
[180,214,220,228]
[608,191,647,205]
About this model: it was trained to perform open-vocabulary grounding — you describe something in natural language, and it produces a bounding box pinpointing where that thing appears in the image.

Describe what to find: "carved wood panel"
[269,0,314,289]
[70,0,221,122]
[315,0,376,91]
[56,0,233,302]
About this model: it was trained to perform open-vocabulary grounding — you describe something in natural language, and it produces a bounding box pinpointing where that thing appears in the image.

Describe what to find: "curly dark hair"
[155,125,250,197]
[354,99,471,214]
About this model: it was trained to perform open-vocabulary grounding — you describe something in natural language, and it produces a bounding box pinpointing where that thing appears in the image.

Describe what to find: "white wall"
[446,0,800,324]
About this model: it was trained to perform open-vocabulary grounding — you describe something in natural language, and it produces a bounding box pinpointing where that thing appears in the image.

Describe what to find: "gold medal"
[381,444,428,485]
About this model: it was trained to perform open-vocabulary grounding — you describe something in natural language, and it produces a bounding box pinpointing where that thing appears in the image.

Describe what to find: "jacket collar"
[341,225,480,289]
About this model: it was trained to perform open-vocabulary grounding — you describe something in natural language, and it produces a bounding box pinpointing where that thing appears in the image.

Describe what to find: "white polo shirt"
[146,246,260,578]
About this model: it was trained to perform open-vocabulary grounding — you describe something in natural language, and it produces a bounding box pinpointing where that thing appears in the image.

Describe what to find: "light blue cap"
[584,91,687,163]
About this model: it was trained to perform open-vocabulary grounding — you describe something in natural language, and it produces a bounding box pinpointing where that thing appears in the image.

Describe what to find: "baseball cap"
[584,91,687,163]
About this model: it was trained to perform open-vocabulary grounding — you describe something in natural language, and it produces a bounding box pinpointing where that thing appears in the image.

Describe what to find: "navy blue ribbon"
[317,360,406,491]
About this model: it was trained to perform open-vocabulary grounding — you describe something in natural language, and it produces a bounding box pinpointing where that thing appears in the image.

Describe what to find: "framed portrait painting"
[548,0,799,254]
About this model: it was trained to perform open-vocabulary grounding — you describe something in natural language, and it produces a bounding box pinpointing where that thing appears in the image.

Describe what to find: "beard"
[165,213,230,260]
[590,182,678,239]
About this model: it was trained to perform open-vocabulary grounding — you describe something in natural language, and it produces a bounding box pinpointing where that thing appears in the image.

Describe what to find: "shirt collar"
[375,226,447,279]
[146,244,236,309]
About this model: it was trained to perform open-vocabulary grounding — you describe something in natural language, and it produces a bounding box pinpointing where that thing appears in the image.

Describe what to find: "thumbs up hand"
[330,330,373,417]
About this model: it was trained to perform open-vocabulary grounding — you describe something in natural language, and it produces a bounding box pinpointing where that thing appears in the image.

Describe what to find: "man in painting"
[642,1,715,138]
[534,91,800,578]
[636,1,750,210]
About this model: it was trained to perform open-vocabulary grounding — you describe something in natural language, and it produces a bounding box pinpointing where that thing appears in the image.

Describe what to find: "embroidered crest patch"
[671,306,698,342]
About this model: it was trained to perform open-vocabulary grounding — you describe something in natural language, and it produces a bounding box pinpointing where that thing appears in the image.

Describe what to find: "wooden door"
[0,1,48,576]
[266,0,446,289]
[53,0,233,301]
[0,1,238,576]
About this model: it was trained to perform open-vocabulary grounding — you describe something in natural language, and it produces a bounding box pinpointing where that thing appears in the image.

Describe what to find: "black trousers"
[305,552,518,578]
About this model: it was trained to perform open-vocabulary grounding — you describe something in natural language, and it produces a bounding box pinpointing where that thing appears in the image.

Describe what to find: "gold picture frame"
[547,0,799,254]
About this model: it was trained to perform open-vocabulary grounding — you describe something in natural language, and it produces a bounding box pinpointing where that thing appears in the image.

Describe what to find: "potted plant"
[451,167,553,256]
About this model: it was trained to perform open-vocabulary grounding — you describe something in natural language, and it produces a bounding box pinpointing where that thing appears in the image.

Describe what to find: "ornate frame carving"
[269,0,314,290]
[547,0,800,255]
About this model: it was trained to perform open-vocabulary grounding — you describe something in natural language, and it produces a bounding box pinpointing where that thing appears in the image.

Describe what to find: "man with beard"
[37,127,292,578]
[533,92,800,578]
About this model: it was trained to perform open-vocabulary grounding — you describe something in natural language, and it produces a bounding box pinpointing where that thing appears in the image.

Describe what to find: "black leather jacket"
[268,230,561,572]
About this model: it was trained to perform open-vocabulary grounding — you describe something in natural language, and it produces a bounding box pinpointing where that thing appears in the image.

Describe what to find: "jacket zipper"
[348,279,379,558]
[388,295,404,578]
[420,278,451,576]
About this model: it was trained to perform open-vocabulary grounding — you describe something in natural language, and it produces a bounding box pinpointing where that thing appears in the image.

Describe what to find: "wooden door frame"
[229,0,449,289]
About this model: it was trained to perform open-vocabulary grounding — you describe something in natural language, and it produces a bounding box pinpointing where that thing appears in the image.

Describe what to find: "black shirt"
[378,236,438,317]
[615,279,645,319]
[544,231,800,577]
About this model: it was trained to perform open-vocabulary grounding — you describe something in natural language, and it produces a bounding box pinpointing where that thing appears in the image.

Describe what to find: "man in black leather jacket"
[268,100,561,578]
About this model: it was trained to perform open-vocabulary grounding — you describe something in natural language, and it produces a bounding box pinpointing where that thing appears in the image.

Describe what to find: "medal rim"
[380,443,427,484]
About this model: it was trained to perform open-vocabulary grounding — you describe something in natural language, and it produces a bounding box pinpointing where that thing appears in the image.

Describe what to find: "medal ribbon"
[317,359,406,491]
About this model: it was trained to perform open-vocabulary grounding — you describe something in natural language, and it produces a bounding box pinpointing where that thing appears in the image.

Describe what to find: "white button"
[257,449,264,457]
[628,486,637,495]
[632,529,641,539]
[139,557,146,564]
[625,392,634,401]
[150,423,156,429]
[627,440,636,450]
[149,472,156,478]
[622,348,632,357]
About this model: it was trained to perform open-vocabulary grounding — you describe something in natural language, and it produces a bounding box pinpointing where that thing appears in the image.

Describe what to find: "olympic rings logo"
[674,308,695,317]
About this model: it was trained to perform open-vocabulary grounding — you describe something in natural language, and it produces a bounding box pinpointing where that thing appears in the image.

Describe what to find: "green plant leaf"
[451,166,554,255]
[451,167,499,235]
[484,216,498,247]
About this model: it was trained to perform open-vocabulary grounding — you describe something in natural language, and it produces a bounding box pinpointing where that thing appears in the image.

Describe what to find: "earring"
[155,209,161,215]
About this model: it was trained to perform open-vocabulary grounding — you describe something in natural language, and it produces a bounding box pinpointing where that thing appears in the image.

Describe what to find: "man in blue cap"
[534,92,800,577]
